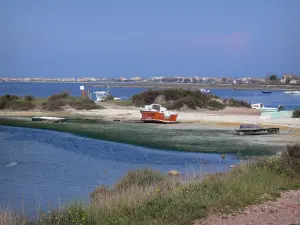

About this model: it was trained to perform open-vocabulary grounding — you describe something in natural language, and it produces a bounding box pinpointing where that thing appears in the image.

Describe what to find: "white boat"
[94,91,109,102]
[291,91,300,95]
[283,90,300,94]
[251,103,278,112]
[31,116,66,123]
[200,89,211,93]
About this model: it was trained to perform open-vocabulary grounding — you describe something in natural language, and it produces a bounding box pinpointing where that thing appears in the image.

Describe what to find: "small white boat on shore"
[94,91,109,102]
[31,117,66,123]
[200,89,211,93]
[251,103,279,112]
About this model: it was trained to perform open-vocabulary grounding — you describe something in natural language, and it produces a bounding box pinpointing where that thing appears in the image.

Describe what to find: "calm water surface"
[0,82,299,109]
[0,126,240,215]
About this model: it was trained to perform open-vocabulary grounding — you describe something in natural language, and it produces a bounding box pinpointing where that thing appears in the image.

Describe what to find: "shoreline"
[1,105,299,155]
[1,81,300,90]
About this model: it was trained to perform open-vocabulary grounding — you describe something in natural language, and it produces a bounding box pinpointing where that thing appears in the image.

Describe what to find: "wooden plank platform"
[236,124,279,135]
[236,128,279,135]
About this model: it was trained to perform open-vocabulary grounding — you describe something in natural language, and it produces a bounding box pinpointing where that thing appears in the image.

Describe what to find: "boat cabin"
[251,103,264,109]
[94,91,109,102]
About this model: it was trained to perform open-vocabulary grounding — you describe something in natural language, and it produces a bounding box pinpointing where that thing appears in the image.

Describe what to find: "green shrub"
[132,89,225,110]
[292,109,300,118]
[281,144,300,177]
[39,203,94,225]
[224,98,251,108]
[115,169,164,190]
[0,94,35,110]
[48,92,70,101]
[42,94,100,111]
[257,144,300,178]
[24,95,35,101]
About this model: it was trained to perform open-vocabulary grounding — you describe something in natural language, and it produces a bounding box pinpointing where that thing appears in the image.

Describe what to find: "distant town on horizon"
[1,74,300,85]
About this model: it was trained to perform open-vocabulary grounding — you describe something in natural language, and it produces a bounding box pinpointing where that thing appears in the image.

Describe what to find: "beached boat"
[94,91,109,102]
[200,89,211,93]
[31,117,66,123]
[251,103,279,112]
[140,104,178,123]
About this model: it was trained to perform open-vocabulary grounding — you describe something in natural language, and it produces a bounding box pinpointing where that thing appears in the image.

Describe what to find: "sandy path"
[195,189,300,225]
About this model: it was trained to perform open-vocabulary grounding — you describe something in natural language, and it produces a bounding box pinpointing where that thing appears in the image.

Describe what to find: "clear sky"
[0,0,299,78]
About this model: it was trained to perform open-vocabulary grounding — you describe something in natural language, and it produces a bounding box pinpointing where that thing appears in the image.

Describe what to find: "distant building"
[119,77,127,81]
[281,74,299,84]
[290,79,300,85]
[130,77,142,81]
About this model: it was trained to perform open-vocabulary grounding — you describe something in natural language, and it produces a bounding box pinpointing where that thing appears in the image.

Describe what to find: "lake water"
[0,126,240,216]
[0,82,300,109]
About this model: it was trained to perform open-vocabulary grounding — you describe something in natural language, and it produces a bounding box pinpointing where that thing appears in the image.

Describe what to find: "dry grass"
[0,209,27,225]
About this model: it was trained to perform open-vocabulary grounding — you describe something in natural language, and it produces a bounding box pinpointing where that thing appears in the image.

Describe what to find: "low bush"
[293,109,300,118]
[42,93,101,111]
[132,89,225,110]
[24,95,35,101]
[0,94,36,111]
[224,98,251,108]
[281,144,300,177]
[48,92,70,101]
[257,144,300,178]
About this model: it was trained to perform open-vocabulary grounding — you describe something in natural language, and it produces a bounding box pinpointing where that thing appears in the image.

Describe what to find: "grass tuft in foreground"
[1,145,300,225]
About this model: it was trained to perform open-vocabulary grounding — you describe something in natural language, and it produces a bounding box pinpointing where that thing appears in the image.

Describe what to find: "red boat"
[140,104,178,123]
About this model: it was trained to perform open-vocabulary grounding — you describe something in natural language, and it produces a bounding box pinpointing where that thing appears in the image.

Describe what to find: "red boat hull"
[141,111,178,123]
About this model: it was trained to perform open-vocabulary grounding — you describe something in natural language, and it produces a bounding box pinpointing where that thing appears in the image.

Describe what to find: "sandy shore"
[67,103,300,129]
[0,104,299,129]
[1,104,300,145]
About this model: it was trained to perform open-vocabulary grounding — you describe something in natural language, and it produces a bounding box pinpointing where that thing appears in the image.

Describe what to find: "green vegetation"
[108,100,134,106]
[42,92,102,111]
[131,89,250,110]
[132,89,225,110]
[0,94,36,111]
[223,98,251,108]
[0,93,102,111]
[292,109,300,118]
[0,118,279,155]
[2,145,300,225]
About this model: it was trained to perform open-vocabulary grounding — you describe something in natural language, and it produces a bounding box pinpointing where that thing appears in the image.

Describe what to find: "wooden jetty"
[236,124,279,135]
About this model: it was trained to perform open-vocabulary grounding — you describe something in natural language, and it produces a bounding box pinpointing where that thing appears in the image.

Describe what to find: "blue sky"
[0,0,299,78]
